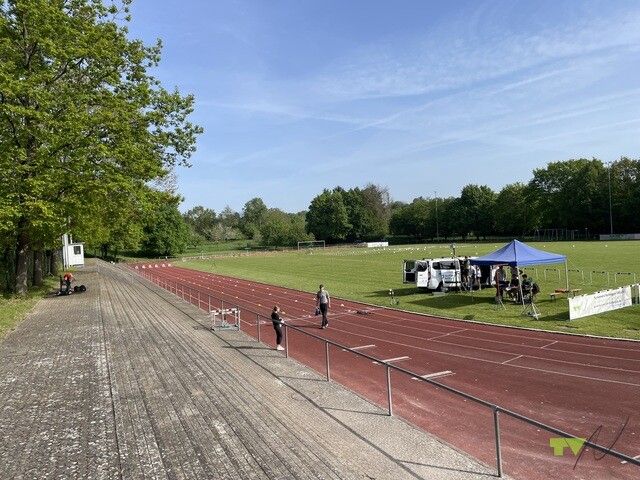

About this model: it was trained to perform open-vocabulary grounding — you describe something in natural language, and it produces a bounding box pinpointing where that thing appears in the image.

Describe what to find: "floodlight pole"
[435,191,439,242]
[607,162,613,235]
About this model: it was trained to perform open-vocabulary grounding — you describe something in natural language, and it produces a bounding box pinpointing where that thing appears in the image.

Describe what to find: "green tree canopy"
[183,206,217,240]
[494,183,539,236]
[141,195,189,257]
[0,0,201,292]
[529,159,607,232]
[459,185,497,239]
[306,189,350,242]
[259,209,311,247]
[240,197,267,239]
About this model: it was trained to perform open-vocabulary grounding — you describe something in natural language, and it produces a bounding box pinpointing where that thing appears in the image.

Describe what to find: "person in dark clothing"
[461,256,470,290]
[316,284,330,329]
[271,306,285,351]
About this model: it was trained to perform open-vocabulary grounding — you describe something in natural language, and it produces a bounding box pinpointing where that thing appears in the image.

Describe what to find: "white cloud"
[310,7,640,100]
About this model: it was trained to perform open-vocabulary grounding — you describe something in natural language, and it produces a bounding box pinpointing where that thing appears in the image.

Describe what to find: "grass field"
[0,277,57,340]
[180,241,640,340]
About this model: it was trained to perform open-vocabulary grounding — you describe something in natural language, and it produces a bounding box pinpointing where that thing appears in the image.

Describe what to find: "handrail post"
[257,314,261,342]
[198,291,201,309]
[237,305,241,331]
[386,364,393,416]
[325,341,330,381]
[493,407,503,477]
[208,295,211,313]
[284,324,289,358]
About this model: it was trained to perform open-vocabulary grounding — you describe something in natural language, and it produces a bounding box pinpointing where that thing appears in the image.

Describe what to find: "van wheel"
[436,282,444,292]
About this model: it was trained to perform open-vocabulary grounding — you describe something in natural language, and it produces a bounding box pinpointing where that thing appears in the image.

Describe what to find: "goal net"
[297,240,325,251]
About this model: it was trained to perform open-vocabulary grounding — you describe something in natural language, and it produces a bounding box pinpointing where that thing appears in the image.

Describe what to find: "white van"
[403,257,496,291]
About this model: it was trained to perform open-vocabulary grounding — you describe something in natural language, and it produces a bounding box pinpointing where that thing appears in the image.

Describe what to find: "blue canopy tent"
[470,239,568,304]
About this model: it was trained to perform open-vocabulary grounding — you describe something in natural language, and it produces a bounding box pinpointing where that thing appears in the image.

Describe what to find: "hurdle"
[210,307,241,331]
[590,270,610,286]
[614,272,637,284]
[567,268,584,284]
[543,268,560,282]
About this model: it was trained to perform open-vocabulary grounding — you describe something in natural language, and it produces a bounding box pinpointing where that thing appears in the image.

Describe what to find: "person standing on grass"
[271,306,285,351]
[494,265,506,299]
[316,284,331,329]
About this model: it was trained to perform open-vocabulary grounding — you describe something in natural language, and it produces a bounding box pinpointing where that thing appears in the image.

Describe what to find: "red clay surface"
[133,263,640,480]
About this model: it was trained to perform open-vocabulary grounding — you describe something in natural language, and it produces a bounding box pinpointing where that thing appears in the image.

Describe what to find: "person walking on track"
[316,284,331,329]
[271,306,285,351]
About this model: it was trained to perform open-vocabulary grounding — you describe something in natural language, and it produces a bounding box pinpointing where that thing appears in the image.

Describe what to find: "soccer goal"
[297,240,325,250]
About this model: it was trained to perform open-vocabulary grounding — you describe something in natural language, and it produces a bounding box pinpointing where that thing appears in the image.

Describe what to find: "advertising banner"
[569,286,633,320]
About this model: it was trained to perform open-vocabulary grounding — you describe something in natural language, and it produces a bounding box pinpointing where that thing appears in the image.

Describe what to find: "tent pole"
[518,264,524,306]
[565,261,569,291]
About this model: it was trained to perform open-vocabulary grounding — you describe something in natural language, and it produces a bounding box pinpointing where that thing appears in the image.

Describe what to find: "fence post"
[257,314,261,342]
[284,324,289,358]
[386,364,393,416]
[493,408,503,478]
[325,342,330,381]
[208,295,211,313]
[198,291,201,309]
[237,305,241,331]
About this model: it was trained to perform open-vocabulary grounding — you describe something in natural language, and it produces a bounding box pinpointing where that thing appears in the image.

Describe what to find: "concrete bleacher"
[0,260,499,479]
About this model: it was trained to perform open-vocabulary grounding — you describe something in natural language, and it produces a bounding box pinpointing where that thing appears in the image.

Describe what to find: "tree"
[183,206,217,240]
[141,196,189,257]
[0,1,202,293]
[494,183,539,236]
[459,185,496,239]
[389,197,435,239]
[608,157,640,233]
[306,189,351,242]
[529,159,607,232]
[259,209,311,247]
[240,197,267,239]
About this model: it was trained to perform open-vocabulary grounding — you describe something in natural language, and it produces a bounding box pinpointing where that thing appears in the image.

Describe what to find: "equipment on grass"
[388,289,399,305]
[521,288,540,319]
[297,240,325,251]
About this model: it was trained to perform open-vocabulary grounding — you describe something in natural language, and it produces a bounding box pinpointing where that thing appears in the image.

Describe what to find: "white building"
[62,234,85,268]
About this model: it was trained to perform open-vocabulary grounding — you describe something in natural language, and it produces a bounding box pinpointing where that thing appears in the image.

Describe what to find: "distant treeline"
[183,157,640,249]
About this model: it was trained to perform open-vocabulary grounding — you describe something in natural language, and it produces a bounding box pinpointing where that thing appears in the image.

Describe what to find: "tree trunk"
[50,249,60,276]
[15,233,30,295]
[33,250,44,286]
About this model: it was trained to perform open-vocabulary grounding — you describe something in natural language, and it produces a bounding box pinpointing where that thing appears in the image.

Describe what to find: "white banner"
[569,286,633,320]
[358,241,389,248]
[599,233,640,240]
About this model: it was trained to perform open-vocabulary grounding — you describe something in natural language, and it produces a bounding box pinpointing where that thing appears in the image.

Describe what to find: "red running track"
[134,264,640,480]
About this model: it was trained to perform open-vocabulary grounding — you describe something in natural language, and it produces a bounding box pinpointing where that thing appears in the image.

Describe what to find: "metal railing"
[136,267,640,477]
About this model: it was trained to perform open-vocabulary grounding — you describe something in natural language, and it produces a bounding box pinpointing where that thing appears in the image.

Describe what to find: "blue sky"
[129,0,640,213]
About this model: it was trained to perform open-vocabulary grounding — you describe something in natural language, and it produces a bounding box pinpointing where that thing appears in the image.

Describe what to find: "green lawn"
[0,277,57,340]
[179,241,640,340]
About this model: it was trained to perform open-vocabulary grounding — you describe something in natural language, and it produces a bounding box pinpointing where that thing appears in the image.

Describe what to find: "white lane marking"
[350,344,376,350]
[380,356,410,363]
[541,340,558,349]
[417,370,454,380]
[152,270,640,374]
[428,328,468,341]
[318,325,640,387]
[167,274,639,368]
[621,454,640,464]
[502,354,524,365]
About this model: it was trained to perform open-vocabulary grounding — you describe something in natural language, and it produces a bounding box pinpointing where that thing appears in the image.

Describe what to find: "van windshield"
[438,261,457,269]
